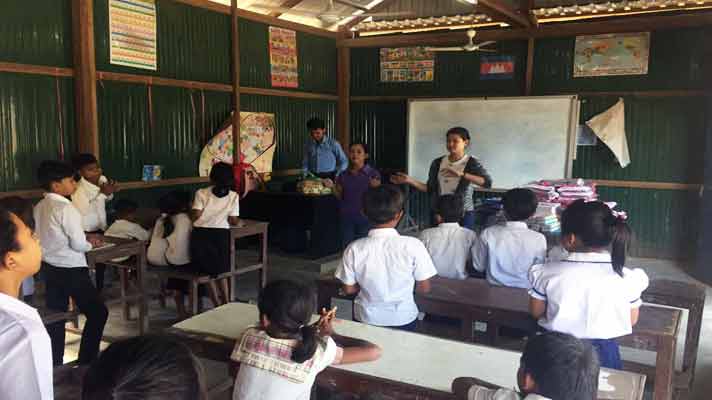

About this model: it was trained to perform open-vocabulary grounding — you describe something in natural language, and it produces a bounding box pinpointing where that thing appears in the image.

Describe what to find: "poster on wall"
[109,0,157,70]
[198,112,277,177]
[480,56,515,80]
[573,32,650,77]
[269,27,299,88]
[380,47,435,82]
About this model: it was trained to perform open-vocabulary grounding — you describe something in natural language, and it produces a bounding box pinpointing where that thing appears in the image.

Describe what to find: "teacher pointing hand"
[391,127,492,230]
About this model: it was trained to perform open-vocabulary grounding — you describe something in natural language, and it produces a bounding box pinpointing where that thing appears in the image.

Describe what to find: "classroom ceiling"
[210,0,712,33]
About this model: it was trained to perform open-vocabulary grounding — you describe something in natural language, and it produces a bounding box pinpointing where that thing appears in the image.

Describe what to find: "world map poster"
[573,32,650,77]
[198,112,277,176]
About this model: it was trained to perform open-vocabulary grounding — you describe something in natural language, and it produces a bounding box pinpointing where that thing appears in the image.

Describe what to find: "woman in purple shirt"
[324,142,381,247]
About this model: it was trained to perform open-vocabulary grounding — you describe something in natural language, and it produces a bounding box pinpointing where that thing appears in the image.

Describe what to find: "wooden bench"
[166,302,646,400]
[151,219,269,315]
[316,276,681,400]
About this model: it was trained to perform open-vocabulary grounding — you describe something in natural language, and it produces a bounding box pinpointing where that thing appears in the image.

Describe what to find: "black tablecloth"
[240,191,341,259]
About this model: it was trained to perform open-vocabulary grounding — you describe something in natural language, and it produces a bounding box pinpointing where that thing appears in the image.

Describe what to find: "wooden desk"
[316,276,680,400]
[168,303,646,400]
[228,220,269,301]
[87,236,149,334]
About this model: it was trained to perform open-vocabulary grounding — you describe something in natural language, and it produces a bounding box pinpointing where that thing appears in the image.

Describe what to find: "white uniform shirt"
[232,336,338,400]
[0,292,54,400]
[419,222,478,280]
[468,386,550,400]
[528,252,650,339]
[472,222,547,289]
[335,228,438,326]
[71,176,112,232]
[147,213,192,266]
[34,193,91,268]
[438,155,470,195]
[193,187,240,229]
[104,219,150,262]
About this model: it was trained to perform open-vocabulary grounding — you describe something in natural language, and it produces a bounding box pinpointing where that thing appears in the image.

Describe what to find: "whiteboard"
[407,96,579,189]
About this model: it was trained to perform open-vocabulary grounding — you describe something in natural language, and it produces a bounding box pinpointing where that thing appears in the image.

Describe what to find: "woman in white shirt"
[147,191,195,319]
[391,127,492,230]
[191,162,240,307]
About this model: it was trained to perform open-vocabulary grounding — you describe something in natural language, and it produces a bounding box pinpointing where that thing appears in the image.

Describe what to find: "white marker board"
[407,96,579,189]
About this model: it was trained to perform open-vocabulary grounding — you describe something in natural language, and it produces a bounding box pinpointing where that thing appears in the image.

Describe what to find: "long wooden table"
[167,303,646,400]
[316,276,681,400]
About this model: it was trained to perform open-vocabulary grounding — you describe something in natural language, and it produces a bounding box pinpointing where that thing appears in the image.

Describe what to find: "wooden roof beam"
[270,0,305,18]
[478,0,532,27]
[338,11,712,47]
[341,0,400,33]
[521,0,539,27]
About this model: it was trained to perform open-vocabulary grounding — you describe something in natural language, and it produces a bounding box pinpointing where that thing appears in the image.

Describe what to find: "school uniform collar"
[0,292,39,321]
[368,228,399,237]
[563,252,612,264]
[45,192,71,204]
[79,177,100,192]
[505,221,529,229]
[438,222,461,229]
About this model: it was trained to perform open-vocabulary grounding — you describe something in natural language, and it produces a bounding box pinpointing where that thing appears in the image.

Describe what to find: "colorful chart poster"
[269,27,298,88]
[574,32,650,77]
[109,0,157,70]
[380,47,434,82]
[198,112,277,176]
[480,56,515,80]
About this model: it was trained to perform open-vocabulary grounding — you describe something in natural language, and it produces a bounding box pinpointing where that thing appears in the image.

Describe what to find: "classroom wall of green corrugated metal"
[0,0,337,199]
[0,0,76,192]
[350,27,712,258]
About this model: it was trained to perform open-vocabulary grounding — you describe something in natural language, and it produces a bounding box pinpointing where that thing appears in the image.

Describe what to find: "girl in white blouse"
[528,200,649,369]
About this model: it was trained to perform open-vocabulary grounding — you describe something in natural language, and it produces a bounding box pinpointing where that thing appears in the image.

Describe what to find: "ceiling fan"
[425,29,496,53]
[251,0,414,25]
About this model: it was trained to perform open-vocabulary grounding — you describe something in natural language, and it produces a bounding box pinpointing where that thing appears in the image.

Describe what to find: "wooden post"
[231,0,241,166]
[72,0,99,158]
[336,46,351,150]
[525,37,535,96]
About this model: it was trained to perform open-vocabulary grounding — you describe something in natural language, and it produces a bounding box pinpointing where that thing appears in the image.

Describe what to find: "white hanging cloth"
[586,98,631,168]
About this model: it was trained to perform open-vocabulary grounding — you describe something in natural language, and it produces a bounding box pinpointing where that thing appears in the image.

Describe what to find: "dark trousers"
[340,216,369,248]
[43,264,109,366]
[94,263,107,291]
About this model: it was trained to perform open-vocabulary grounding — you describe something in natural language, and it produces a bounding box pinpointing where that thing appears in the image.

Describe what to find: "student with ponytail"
[231,280,381,400]
[528,200,649,369]
[191,162,240,306]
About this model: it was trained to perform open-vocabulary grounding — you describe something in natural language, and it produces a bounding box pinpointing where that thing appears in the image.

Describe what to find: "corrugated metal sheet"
[573,96,706,183]
[351,40,527,97]
[0,0,72,67]
[240,94,336,170]
[98,81,232,181]
[597,187,700,259]
[112,184,205,209]
[94,0,232,83]
[350,101,407,170]
[240,19,337,93]
[532,28,711,94]
[0,73,76,191]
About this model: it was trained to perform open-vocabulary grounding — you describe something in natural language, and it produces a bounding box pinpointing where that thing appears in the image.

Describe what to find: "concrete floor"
[57,251,712,400]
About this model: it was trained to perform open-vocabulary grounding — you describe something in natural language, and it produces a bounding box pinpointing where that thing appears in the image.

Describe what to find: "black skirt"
[190,227,231,277]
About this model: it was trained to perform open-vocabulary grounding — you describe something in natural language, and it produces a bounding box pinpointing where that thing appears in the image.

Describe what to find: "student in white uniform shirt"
[335,185,438,331]
[71,153,118,292]
[0,208,54,400]
[473,188,546,288]
[419,195,478,280]
[452,332,599,400]
[232,280,381,400]
[34,161,108,366]
[191,162,240,307]
[147,191,195,319]
[104,199,150,262]
[0,196,39,301]
[528,200,649,370]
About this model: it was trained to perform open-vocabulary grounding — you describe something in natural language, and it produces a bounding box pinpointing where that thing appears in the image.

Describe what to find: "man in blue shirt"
[302,117,348,179]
